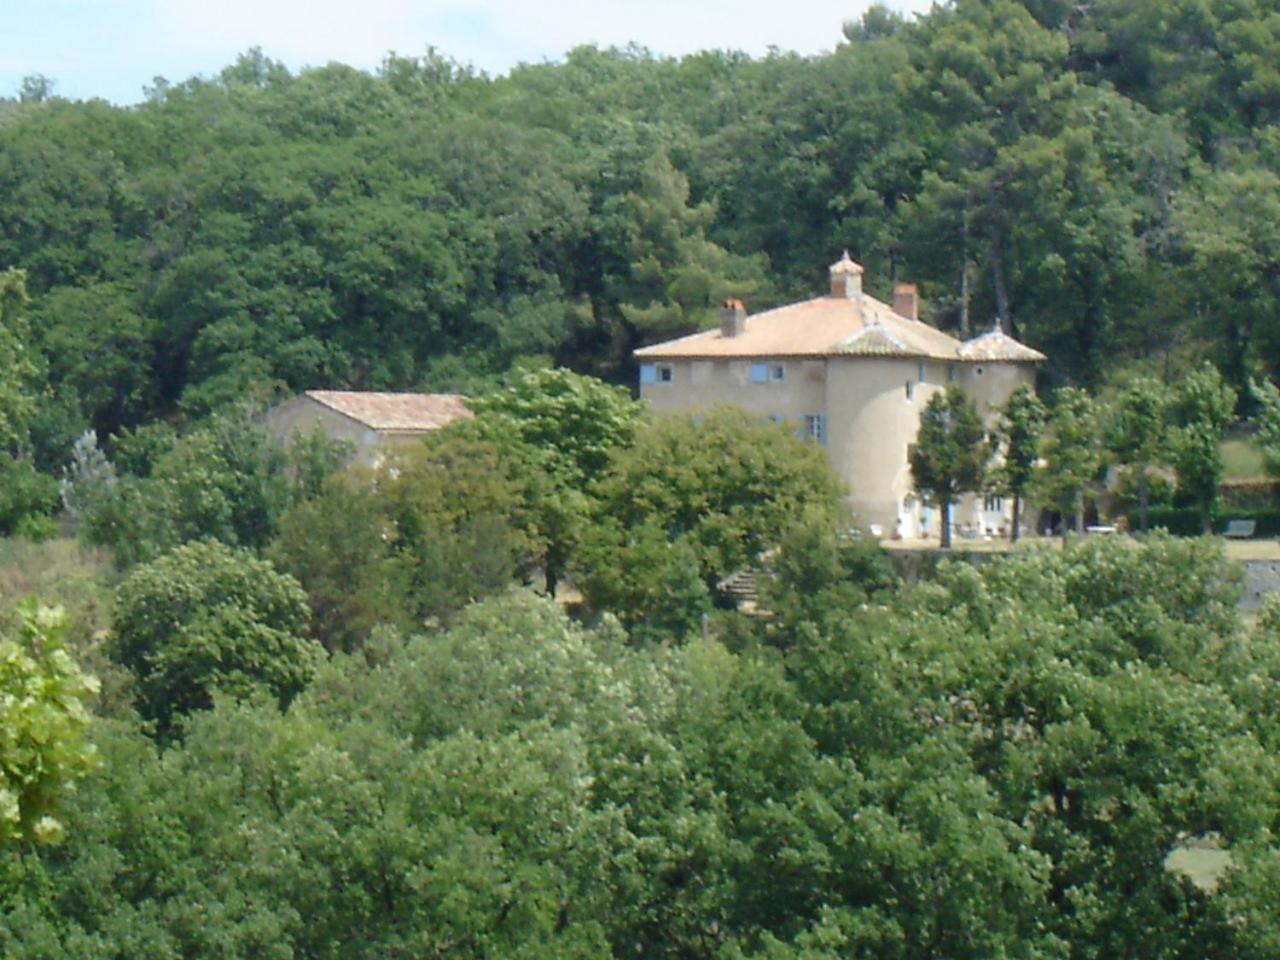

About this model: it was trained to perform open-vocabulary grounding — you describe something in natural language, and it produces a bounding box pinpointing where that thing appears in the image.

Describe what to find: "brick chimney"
[829,250,863,298]
[892,283,919,321]
[721,298,747,338]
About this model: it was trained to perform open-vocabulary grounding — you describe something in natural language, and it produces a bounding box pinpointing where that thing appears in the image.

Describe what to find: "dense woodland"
[1,0,1280,447]
[5,0,1280,956]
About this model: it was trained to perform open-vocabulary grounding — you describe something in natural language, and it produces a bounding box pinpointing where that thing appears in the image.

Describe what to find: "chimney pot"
[721,298,747,338]
[893,283,919,321]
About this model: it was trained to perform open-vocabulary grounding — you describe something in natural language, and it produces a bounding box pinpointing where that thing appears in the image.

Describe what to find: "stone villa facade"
[635,253,1046,538]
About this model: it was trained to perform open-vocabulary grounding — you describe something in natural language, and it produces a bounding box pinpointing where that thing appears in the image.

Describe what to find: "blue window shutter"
[751,363,768,383]
[640,363,657,385]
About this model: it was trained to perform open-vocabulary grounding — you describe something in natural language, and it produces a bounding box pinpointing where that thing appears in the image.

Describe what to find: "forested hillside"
[4,3,1280,955]
[1,0,1278,455]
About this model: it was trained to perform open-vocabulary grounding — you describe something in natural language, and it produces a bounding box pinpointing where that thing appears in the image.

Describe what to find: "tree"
[471,366,642,482]
[1106,376,1170,531]
[1251,375,1280,483]
[270,475,413,654]
[0,269,39,452]
[82,410,299,567]
[376,430,541,622]
[601,152,771,354]
[110,540,319,735]
[1037,386,1102,534]
[0,601,97,846]
[575,520,711,643]
[583,408,845,607]
[909,386,989,548]
[1172,363,1236,533]
[469,366,643,593]
[991,384,1047,542]
[756,508,897,636]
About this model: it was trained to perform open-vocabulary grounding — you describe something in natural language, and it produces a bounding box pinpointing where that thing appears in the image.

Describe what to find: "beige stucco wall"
[954,361,1036,420]
[264,396,382,466]
[641,358,827,423]
[825,357,947,532]
[266,396,459,469]
[640,355,1041,540]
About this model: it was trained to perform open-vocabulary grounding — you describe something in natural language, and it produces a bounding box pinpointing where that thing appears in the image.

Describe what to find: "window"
[917,361,926,382]
[751,362,785,383]
[983,495,1004,513]
[947,364,956,382]
[641,363,674,385]
[905,380,915,401]
[804,414,827,446]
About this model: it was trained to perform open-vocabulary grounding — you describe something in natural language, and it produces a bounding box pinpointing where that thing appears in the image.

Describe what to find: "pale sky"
[3,0,935,105]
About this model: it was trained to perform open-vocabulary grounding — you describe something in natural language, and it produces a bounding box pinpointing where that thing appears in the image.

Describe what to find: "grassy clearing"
[1223,437,1267,481]
[0,537,133,710]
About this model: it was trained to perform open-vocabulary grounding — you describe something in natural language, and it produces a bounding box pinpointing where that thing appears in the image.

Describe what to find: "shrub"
[111,540,319,734]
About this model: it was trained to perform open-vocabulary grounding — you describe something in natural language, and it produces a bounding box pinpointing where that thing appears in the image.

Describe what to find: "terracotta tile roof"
[636,294,955,361]
[635,287,1045,364]
[305,391,473,431]
[957,329,1048,362]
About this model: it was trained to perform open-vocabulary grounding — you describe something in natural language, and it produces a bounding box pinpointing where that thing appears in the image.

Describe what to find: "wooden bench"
[1224,519,1257,539]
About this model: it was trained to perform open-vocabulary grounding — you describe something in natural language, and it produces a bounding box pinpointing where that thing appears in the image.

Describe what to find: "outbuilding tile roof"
[305,391,473,431]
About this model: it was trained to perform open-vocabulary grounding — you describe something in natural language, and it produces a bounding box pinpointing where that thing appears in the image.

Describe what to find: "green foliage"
[0,600,97,846]
[0,269,39,451]
[7,20,1280,954]
[1172,364,1237,531]
[471,366,642,483]
[0,7,1273,419]
[910,386,989,548]
[470,366,643,592]
[1105,376,1170,530]
[580,408,845,630]
[1249,376,1280,479]
[270,475,412,653]
[2,537,1279,956]
[991,384,1047,542]
[0,455,58,537]
[82,411,299,567]
[756,511,898,637]
[1036,386,1102,532]
[110,540,318,733]
[576,520,711,642]
[376,430,541,622]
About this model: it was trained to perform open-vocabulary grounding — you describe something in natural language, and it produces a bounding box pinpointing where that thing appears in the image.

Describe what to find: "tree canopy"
[910,386,989,548]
